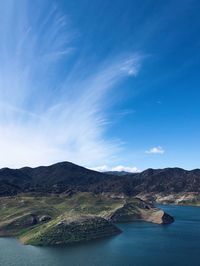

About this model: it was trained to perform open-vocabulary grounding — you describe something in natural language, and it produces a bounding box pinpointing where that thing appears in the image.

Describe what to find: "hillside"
[0,192,173,246]
[0,162,200,202]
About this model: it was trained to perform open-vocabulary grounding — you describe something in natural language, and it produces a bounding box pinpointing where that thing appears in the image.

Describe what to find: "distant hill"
[0,162,200,197]
[104,171,135,176]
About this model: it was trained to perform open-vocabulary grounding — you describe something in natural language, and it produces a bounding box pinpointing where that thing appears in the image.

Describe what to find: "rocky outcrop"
[162,212,174,224]
[109,199,174,225]
[39,215,51,222]
[137,192,200,206]
[0,213,38,236]
[0,212,53,236]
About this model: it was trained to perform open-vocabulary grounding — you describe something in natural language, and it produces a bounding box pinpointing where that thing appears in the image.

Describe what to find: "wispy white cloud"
[111,165,141,173]
[0,1,143,168]
[91,165,110,172]
[92,165,140,173]
[145,146,165,154]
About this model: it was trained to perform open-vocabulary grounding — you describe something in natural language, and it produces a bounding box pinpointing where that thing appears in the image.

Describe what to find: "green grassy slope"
[0,192,174,246]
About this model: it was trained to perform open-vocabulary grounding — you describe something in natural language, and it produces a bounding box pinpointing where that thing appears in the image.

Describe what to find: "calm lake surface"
[0,205,200,266]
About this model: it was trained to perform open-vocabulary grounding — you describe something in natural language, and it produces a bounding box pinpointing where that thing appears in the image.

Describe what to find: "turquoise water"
[0,205,200,266]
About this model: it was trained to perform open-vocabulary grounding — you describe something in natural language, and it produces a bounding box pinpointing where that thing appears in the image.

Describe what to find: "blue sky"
[0,0,200,170]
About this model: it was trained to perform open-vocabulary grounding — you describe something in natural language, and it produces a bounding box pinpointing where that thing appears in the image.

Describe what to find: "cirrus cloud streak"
[0,0,143,168]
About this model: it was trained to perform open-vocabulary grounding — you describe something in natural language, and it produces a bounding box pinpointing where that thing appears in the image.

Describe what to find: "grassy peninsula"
[0,192,173,246]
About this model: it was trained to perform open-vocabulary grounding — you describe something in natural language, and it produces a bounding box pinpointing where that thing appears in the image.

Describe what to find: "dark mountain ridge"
[0,161,200,196]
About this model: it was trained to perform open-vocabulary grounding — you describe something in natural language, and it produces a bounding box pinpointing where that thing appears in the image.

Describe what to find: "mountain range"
[1,161,199,246]
[1,161,200,199]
